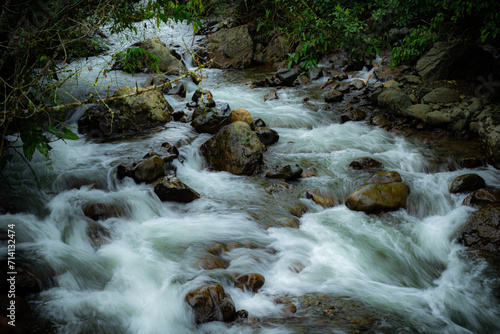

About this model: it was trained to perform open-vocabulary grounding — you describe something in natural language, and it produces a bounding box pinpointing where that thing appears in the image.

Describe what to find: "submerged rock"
[348,157,384,171]
[83,203,126,221]
[234,273,265,293]
[201,122,263,175]
[152,175,200,203]
[346,182,410,213]
[185,284,238,323]
[266,164,303,181]
[366,171,402,184]
[449,174,486,193]
[305,189,339,208]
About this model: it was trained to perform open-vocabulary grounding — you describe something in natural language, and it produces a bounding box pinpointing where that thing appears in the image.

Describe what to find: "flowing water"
[1,20,500,334]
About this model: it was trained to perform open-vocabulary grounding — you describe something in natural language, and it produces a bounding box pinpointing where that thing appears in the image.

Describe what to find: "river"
[1,19,500,334]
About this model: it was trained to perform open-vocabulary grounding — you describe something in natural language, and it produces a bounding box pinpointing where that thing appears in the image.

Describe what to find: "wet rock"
[403,104,431,122]
[459,157,486,169]
[191,107,231,134]
[421,87,461,104]
[205,24,254,69]
[159,142,180,162]
[62,175,103,190]
[78,86,173,140]
[346,182,410,213]
[305,189,339,208]
[87,221,111,248]
[83,203,126,221]
[340,108,366,123]
[229,108,253,127]
[324,90,344,103]
[113,37,187,75]
[185,284,238,323]
[371,115,392,128]
[276,68,302,86]
[197,255,229,270]
[201,122,263,175]
[377,90,412,115]
[166,82,187,98]
[366,171,402,184]
[463,188,500,208]
[253,117,267,128]
[192,89,216,108]
[133,155,165,183]
[457,203,500,253]
[255,127,279,146]
[348,157,384,171]
[374,66,403,82]
[264,90,279,101]
[234,273,265,293]
[266,164,303,181]
[153,175,200,203]
[449,174,486,193]
[350,79,365,90]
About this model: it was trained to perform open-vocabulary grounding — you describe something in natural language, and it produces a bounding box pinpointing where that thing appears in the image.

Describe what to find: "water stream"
[1,20,500,334]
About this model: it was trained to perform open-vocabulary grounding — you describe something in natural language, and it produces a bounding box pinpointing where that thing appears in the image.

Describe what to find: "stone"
[421,88,461,104]
[153,175,200,203]
[425,111,453,127]
[463,188,500,208]
[377,90,412,116]
[266,164,303,181]
[201,122,263,175]
[133,156,165,183]
[229,108,253,127]
[400,75,423,84]
[276,68,302,86]
[383,80,400,90]
[325,90,344,103]
[457,204,500,253]
[374,67,404,82]
[350,79,365,90]
[197,256,229,270]
[477,105,500,167]
[366,171,402,184]
[87,221,111,248]
[185,284,237,323]
[255,127,279,146]
[305,189,339,208]
[166,82,187,98]
[192,89,216,108]
[191,107,231,134]
[348,157,384,171]
[371,115,392,128]
[253,117,267,128]
[449,174,486,193]
[403,104,432,121]
[260,35,294,64]
[264,90,279,101]
[340,109,366,123]
[346,182,410,213]
[234,273,265,293]
[205,24,254,69]
[83,203,126,221]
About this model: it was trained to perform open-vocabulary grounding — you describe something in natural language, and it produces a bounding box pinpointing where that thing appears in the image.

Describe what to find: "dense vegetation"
[1,0,499,174]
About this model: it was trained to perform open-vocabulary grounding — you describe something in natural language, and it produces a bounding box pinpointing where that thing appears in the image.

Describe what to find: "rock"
[191,107,231,134]
[201,122,263,175]
[416,41,497,82]
[463,188,500,208]
[366,171,402,184]
[114,37,187,75]
[264,90,279,101]
[276,68,302,86]
[350,79,365,90]
[425,110,453,127]
[325,90,344,103]
[340,109,366,123]
[87,221,111,248]
[266,164,303,181]
[153,175,200,203]
[234,273,265,293]
[477,105,500,167]
[377,90,412,116]
[400,75,423,84]
[374,67,403,81]
[166,82,187,98]
[253,117,267,128]
[260,35,294,64]
[449,174,486,193]
[205,24,254,69]
[83,203,126,221]
[133,156,165,183]
[159,142,180,162]
[383,80,400,90]
[346,182,410,213]
[305,189,339,208]
[348,157,384,171]
[255,127,279,146]
[457,203,500,253]
[421,88,461,104]
[229,108,253,127]
[403,104,431,121]
[185,284,237,323]
[192,89,216,108]
[371,115,392,128]
[78,86,173,140]
[197,256,229,270]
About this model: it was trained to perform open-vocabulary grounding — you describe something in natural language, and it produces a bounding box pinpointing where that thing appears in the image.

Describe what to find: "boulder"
[153,175,200,203]
[78,86,172,140]
[403,104,431,121]
[348,157,384,171]
[377,90,412,116]
[192,89,216,108]
[371,115,392,128]
[457,203,500,253]
[366,171,402,184]
[416,41,497,82]
[276,68,302,86]
[325,90,344,103]
[305,189,339,208]
[133,156,165,183]
[201,122,263,175]
[83,203,126,221]
[477,105,500,167]
[185,284,237,323]
[255,127,279,146]
[197,256,229,270]
[205,24,254,69]
[340,109,366,123]
[229,108,253,127]
[191,107,231,134]
[463,188,500,208]
[266,164,303,181]
[234,273,265,293]
[421,88,461,104]
[346,182,410,213]
[449,174,486,193]
[114,37,187,75]
[260,35,294,64]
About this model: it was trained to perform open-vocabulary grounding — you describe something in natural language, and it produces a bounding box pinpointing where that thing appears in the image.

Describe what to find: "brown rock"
[185,284,237,323]
[83,203,126,221]
[449,174,486,193]
[346,182,410,213]
[462,188,500,208]
[197,256,229,270]
[264,90,279,101]
[371,115,392,128]
[325,90,344,103]
[229,108,253,127]
[348,157,384,171]
[305,189,339,208]
[152,175,200,203]
[234,273,265,292]
[340,109,366,123]
[457,203,500,253]
[133,155,165,183]
[366,171,402,184]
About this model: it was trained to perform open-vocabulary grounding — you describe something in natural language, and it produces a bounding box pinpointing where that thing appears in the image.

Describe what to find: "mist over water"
[1,21,500,334]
